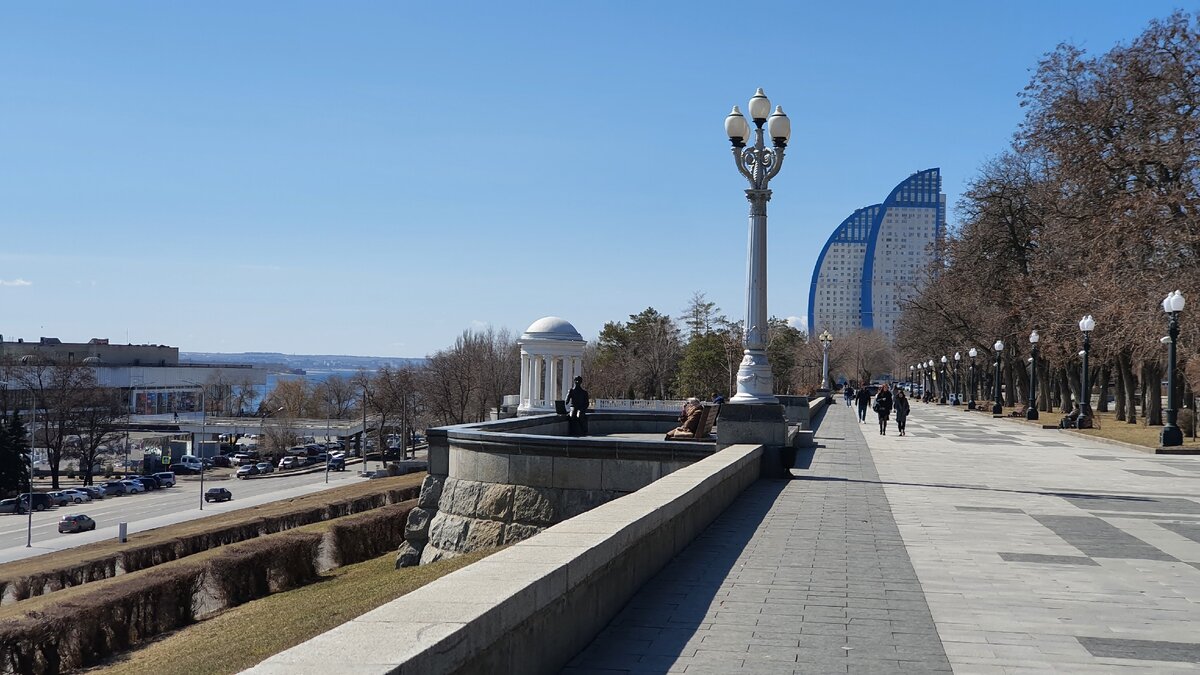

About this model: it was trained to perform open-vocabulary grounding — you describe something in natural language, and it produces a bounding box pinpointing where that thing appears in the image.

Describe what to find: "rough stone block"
[552,456,603,490]
[404,506,434,544]
[443,478,483,517]
[465,519,506,549]
[417,474,446,509]
[476,484,514,522]
[503,522,543,545]
[395,541,421,568]
[467,451,511,484]
[509,453,555,488]
[601,459,658,492]
[512,485,558,525]
[419,543,449,565]
[428,512,470,551]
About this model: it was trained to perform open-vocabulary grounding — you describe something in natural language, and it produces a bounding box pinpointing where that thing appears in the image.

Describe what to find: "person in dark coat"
[874,383,894,435]
[854,386,872,423]
[565,376,589,436]
[894,389,911,437]
[844,385,854,406]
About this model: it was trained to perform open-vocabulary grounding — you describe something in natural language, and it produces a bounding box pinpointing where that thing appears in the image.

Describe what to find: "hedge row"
[0,483,420,606]
[0,499,418,674]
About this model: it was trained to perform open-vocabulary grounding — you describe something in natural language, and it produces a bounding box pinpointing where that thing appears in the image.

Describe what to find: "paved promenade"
[564,401,1200,673]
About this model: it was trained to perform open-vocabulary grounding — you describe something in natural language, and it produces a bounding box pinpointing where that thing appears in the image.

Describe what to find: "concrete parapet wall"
[250,443,765,675]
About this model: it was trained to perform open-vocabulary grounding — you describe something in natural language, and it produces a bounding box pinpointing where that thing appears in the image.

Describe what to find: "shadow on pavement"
[794,474,1157,502]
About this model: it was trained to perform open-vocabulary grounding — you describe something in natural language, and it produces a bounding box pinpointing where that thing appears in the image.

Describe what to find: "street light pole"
[953,352,961,405]
[818,331,832,391]
[1027,331,1040,421]
[199,390,206,510]
[939,356,949,405]
[992,340,1005,416]
[1162,291,1186,447]
[1077,315,1095,428]
[725,88,790,404]
[968,348,978,410]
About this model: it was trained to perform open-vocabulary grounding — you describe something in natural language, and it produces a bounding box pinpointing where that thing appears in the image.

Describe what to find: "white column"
[549,356,559,402]
[532,355,543,407]
[542,355,552,407]
[519,352,529,404]
[560,356,571,400]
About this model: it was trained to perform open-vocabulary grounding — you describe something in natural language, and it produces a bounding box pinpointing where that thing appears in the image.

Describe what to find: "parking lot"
[0,466,377,563]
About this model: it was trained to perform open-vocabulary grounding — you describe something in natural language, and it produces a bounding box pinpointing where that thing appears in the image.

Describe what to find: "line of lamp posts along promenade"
[886,290,1188,448]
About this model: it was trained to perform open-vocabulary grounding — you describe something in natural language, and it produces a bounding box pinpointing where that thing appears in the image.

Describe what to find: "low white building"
[517,316,585,415]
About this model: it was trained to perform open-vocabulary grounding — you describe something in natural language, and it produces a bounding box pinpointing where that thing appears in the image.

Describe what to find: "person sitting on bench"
[666,397,704,440]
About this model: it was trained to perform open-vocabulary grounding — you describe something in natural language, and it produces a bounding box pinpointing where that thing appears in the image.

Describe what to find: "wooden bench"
[666,403,720,441]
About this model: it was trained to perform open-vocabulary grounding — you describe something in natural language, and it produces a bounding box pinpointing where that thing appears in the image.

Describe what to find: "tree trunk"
[1118,351,1137,424]
[1039,360,1052,412]
[1057,368,1073,413]
[1096,365,1111,413]
[1014,358,1030,406]
[1145,362,1163,426]
[1115,363,1127,422]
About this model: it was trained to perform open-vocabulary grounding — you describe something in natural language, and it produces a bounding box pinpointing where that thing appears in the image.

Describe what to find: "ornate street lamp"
[818,330,833,391]
[927,359,935,402]
[939,356,949,404]
[1162,291,1186,447]
[992,340,1004,415]
[1077,315,1095,428]
[909,365,915,392]
[725,88,790,404]
[968,348,978,410]
[1027,330,1040,421]
[953,352,961,405]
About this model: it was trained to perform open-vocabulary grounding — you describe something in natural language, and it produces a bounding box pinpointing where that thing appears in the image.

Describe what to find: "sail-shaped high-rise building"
[808,168,946,342]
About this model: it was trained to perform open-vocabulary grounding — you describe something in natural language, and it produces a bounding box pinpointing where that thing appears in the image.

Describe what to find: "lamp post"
[953,352,961,405]
[1162,291,1186,447]
[908,365,915,393]
[992,340,1004,415]
[939,356,949,404]
[361,384,369,475]
[818,331,832,391]
[1077,315,1095,428]
[968,348,978,410]
[927,359,935,402]
[725,88,790,403]
[1027,331,1040,421]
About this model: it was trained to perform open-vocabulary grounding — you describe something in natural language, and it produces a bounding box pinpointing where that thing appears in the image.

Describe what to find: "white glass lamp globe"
[724,106,750,144]
[748,88,771,121]
[767,106,791,143]
[994,340,1004,352]
[1029,330,1039,344]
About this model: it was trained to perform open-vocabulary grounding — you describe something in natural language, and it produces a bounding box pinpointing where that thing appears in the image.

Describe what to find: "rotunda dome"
[81,356,102,365]
[521,316,583,342]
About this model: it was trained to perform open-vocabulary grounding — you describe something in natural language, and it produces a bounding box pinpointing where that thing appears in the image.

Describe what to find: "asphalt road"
[0,467,371,564]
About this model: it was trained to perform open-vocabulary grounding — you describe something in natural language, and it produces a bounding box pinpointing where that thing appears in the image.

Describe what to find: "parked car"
[18,493,53,512]
[255,462,274,474]
[120,480,146,494]
[327,456,346,472]
[46,492,70,507]
[169,463,198,475]
[204,487,232,503]
[278,456,301,470]
[153,472,176,487]
[0,499,24,514]
[232,453,256,466]
[102,481,128,496]
[58,514,96,533]
[135,475,161,490]
[211,455,233,468]
[235,464,259,479]
[59,489,92,504]
[79,486,105,500]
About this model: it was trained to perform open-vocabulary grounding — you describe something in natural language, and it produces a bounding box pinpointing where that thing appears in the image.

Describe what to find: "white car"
[120,479,146,494]
[59,489,92,503]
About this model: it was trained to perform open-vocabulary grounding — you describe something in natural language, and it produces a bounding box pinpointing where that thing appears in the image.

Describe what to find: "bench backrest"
[695,403,720,439]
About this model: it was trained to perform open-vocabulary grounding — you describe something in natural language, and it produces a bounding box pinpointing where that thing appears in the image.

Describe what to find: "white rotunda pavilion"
[518,316,585,415]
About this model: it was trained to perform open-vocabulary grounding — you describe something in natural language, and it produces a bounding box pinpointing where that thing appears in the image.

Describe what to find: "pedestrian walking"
[894,389,910,437]
[565,376,590,437]
[843,385,854,406]
[855,386,872,423]
[874,383,894,435]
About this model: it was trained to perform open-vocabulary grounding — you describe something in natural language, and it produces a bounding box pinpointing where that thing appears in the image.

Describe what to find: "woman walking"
[874,383,894,436]
[894,389,910,437]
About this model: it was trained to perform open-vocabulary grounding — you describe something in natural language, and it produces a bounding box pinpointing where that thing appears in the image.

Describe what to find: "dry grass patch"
[94,549,496,675]
[1073,410,1200,450]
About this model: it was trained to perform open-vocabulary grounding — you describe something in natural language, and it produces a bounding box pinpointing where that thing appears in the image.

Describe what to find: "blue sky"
[0,1,1184,357]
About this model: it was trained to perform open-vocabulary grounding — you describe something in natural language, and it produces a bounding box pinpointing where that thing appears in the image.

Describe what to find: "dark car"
[211,455,234,468]
[327,456,346,472]
[18,493,53,512]
[102,481,128,496]
[204,487,232,503]
[58,514,96,533]
[169,463,198,476]
[0,499,24,514]
[135,475,161,490]
[79,486,105,500]
[255,462,274,474]
[46,492,71,507]
[235,464,259,479]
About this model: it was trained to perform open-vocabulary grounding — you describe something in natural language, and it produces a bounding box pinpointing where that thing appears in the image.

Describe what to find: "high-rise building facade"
[807,168,945,342]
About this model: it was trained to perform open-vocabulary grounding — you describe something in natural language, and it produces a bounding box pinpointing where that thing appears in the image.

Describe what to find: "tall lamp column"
[992,340,1005,416]
[953,352,961,405]
[968,348,978,410]
[1027,330,1040,421]
[939,356,949,405]
[818,331,833,391]
[1162,291,1186,447]
[725,88,790,403]
[1077,315,1095,428]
